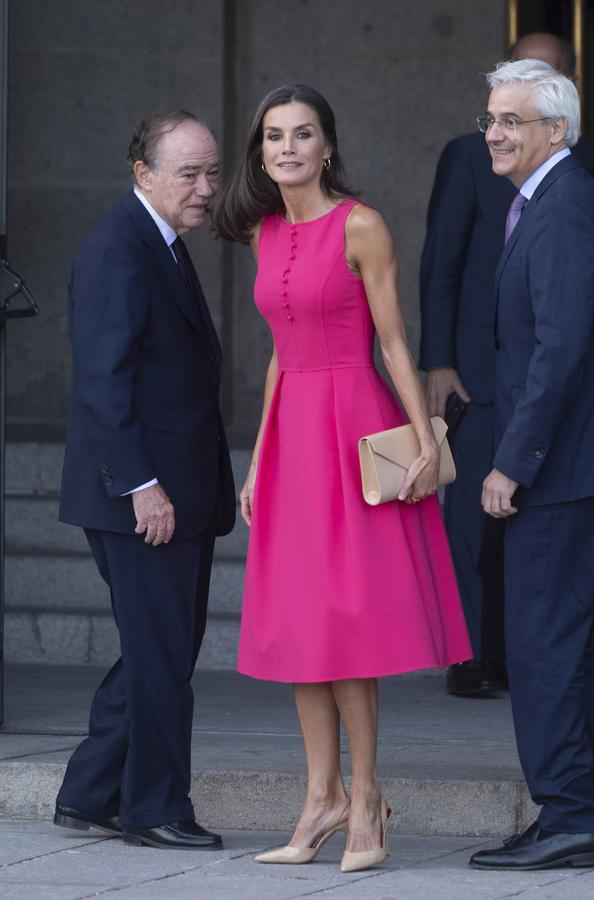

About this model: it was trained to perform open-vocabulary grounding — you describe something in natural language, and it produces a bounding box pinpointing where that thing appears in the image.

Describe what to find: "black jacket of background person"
[419,131,594,400]
[59,190,236,539]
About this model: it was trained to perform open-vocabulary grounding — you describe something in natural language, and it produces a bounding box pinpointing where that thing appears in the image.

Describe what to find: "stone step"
[5,442,252,495]
[3,440,250,669]
[5,553,245,614]
[4,548,244,667]
[0,666,538,837]
[0,759,535,837]
[4,495,250,558]
[4,607,240,669]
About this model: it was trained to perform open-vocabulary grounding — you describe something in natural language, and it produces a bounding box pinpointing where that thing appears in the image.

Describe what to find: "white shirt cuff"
[121,478,158,496]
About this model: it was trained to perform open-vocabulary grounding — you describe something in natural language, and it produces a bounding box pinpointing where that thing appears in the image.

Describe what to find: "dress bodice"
[255,200,375,371]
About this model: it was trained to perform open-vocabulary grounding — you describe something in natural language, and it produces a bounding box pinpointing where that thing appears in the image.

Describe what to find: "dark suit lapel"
[122,192,211,349]
[494,154,581,293]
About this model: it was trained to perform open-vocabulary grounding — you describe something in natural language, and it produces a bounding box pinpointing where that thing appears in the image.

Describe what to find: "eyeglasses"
[477,114,553,134]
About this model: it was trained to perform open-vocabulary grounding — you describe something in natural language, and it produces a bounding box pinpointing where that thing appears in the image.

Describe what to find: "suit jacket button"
[494,340,501,350]
[532,447,545,459]
[105,476,114,486]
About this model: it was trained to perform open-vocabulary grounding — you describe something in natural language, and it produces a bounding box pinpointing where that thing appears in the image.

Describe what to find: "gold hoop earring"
[323,158,331,171]
[261,161,267,173]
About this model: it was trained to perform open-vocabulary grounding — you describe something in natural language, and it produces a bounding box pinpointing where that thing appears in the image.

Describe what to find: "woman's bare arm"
[346,205,439,501]
[241,223,278,524]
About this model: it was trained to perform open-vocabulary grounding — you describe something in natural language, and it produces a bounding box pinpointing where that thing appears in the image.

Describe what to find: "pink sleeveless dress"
[238,200,471,682]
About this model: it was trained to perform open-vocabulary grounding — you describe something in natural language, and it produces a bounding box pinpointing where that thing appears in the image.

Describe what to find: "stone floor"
[1,821,594,900]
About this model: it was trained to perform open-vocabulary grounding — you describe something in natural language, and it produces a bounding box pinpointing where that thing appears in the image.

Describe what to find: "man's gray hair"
[486,59,580,147]
[127,110,212,179]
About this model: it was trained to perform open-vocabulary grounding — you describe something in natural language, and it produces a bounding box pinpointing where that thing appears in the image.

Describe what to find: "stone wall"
[5,0,506,443]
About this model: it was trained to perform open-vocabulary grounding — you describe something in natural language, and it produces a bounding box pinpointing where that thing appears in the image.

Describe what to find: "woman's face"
[261,101,332,189]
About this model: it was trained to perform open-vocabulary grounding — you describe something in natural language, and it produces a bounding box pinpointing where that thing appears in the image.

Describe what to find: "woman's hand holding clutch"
[398,446,440,504]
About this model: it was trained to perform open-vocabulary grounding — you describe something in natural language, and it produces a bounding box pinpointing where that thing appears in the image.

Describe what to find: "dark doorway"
[516,0,574,35]
[511,0,593,141]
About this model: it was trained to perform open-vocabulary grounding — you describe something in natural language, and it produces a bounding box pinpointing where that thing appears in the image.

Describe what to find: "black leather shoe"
[470,821,594,870]
[446,661,501,697]
[54,802,122,836]
[491,660,509,691]
[123,820,223,850]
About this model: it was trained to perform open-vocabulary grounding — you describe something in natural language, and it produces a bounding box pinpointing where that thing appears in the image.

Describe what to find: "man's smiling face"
[486,83,559,187]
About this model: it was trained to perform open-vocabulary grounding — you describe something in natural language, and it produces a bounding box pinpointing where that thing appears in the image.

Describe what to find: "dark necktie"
[504,192,527,243]
[172,236,220,362]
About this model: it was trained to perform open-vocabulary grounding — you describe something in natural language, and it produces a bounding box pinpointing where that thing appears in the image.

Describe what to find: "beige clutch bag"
[358,416,456,506]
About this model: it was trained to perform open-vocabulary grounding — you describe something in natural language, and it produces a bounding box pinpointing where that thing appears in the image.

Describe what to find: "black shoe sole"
[447,687,502,698]
[471,851,594,871]
[122,832,223,850]
[54,812,121,838]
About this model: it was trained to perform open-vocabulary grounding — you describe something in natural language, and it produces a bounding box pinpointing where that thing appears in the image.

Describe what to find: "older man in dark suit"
[419,33,594,697]
[470,60,594,871]
[54,111,236,850]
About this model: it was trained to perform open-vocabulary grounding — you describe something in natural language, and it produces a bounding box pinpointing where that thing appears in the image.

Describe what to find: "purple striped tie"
[505,192,527,243]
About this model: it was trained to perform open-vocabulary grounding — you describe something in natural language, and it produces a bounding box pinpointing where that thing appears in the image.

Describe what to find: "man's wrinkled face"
[485,83,562,187]
[138,122,219,234]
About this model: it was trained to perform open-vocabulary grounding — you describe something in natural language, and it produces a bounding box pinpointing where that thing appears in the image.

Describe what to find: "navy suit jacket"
[59,191,236,539]
[419,132,594,403]
[493,154,594,508]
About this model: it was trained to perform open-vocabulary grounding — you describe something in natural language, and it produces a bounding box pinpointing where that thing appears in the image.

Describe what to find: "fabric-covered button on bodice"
[254,203,375,371]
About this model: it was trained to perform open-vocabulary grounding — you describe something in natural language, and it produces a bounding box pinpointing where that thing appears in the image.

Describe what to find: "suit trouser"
[57,525,215,828]
[444,402,505,659]
[505,498,594,832]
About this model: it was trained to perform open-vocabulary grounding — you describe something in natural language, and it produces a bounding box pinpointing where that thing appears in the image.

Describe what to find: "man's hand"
[482,468,519,519]
[427,367,471,418]
[132,483,175,545]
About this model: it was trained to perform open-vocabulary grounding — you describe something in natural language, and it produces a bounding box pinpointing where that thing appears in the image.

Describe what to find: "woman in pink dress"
[215,85,471,872]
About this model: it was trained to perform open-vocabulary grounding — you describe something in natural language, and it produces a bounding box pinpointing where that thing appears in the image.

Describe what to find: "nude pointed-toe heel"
[255,806,350,865]
[340,799,392,874]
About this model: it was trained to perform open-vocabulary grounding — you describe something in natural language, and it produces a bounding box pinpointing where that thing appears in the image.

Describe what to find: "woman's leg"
[289,682,350,847]
[332,678,383,853]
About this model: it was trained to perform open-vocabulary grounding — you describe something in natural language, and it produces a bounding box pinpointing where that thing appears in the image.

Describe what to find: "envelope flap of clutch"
[361,416,448,467]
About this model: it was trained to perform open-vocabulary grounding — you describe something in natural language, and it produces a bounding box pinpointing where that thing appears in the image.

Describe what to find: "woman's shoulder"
[344,201,389,237]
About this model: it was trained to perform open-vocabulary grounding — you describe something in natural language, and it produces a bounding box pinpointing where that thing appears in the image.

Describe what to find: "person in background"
[418,32,594,698]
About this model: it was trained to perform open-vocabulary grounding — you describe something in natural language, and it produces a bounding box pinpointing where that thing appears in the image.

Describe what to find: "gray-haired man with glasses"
[470,58,594,871]
[419,33,594,701]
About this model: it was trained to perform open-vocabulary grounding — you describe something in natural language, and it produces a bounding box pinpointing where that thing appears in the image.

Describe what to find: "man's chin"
[183,211,207,230]
[491,158,514,178]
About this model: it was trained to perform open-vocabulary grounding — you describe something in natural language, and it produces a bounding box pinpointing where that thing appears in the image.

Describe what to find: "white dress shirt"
[519,147,572,200]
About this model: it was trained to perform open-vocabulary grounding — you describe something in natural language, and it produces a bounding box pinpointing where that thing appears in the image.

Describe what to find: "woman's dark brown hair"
[214,84,356,243]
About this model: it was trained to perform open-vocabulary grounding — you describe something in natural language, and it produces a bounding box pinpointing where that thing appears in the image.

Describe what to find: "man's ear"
[551,117,568,146]
[134,160,151,191]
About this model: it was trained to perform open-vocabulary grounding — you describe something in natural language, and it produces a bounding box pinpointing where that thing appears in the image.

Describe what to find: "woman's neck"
[280,185,338,224]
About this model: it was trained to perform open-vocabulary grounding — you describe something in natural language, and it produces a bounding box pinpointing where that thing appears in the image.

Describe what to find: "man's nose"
[487,121,506,141]
[195,175,216,197]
